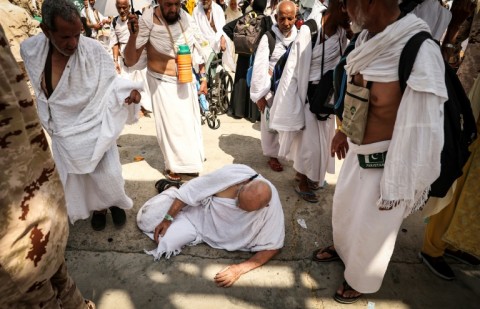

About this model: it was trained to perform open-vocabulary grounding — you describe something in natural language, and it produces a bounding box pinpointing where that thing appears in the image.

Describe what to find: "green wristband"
[164,214,174,222]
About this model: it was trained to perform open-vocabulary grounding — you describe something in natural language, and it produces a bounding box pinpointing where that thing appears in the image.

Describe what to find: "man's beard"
[350,21,363,34]
[162,7,180,24]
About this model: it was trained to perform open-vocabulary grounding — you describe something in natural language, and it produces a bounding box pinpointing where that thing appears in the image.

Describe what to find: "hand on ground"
[154,220,171,243]
[125,90,141,104]
[214,265,242,288]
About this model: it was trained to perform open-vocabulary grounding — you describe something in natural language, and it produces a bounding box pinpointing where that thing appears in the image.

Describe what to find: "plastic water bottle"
[199,93,209,112]
[196,79,209,112]
[177,44,192,83]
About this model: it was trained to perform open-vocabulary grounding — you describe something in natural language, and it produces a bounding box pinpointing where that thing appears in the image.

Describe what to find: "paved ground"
[66,114,480,309]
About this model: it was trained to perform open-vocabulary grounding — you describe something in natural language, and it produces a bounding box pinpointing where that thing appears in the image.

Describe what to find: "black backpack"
[333,33,358,120]
[399,31,477,198]
[233,12,272,55]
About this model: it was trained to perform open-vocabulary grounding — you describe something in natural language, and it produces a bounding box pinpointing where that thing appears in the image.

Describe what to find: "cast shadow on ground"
[117,134,165,174]
[67,248,480,309]
[218,134,262,166]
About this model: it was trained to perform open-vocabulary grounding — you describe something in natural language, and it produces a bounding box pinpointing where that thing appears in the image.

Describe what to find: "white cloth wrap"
[21,34,139,223]
[250,25,298,158]
[412,0,452,41]
[270,5,346,132]
[267,6,343,182]
[137,164,285,260]
[136,6,205,66]
[333,140,407,293]
[250,25,298,103]
[109,17,130,52]
[193,2,226,53]
[192,2,236,72]
[21,34,142,175]
[147,70,204,173]
[345,14,447,215]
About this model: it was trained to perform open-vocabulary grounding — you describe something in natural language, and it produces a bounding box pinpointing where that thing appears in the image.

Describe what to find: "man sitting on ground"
[137,164,285,287]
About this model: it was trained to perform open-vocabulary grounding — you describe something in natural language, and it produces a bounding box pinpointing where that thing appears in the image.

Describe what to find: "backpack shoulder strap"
[303,19,318,49]
[265,29,276,57]
[399,31,432,92]
[112,16,118,29]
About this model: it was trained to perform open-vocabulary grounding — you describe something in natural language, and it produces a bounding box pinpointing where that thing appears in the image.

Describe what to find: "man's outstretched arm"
[214,249,280,287]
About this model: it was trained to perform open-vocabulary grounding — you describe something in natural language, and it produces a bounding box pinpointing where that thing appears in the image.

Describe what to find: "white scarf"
[346,14,448,215]
[193,2,226,53]
[250,25,298,103]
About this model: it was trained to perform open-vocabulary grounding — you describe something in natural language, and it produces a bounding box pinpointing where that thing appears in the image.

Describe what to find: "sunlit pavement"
[67,115,480,308]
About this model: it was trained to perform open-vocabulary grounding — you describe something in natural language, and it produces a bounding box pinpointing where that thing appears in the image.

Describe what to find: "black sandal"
[333,281,363,304]
[155,179,182,194]
[91,210,107,231]
[109,206,126,227]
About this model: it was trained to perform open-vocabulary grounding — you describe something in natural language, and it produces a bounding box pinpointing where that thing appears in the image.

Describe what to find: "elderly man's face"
[275,3,297,35]
[229,0,237,9]
[116,0,131,20]
[202,0,213,9]
[44,16,82,56]
[161,0,181,24]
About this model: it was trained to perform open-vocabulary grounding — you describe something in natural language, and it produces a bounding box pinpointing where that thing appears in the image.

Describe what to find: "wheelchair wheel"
[206,117,220,129]
[218,71,233,114]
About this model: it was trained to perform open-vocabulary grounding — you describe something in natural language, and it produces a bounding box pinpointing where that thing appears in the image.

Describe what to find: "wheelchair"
[198,52,234,129]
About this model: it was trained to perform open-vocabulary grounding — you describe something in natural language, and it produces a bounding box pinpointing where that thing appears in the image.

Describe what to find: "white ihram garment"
[135,7,206,173]
[411,0,452,41]
[270,6,345,182]
[137,164,285,260]
[193,2,236,72]
[21,34,142,223]
[147,72,204,173]
[334,14,447,293]
[250,25,297,157]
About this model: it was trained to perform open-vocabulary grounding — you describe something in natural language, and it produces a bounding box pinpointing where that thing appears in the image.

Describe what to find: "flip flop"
[333,281,363,304]
[294,185,319,203]
[312,245,340,262]
[165,170,182,181]
[267,158,284,172]
[179,172,200,177]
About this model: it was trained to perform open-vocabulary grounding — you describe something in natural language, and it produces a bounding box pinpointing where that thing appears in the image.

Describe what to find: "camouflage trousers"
[0,261,94,309]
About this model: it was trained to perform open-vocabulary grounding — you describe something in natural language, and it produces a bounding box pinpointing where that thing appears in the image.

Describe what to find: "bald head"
[277,0,296,13]
[238,180,272,212]
[116,0,130,20]
[275,1,297,35]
